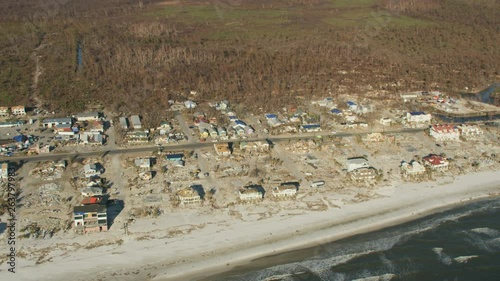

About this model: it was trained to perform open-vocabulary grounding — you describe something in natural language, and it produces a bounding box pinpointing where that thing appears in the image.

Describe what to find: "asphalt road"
[1,127,424,163]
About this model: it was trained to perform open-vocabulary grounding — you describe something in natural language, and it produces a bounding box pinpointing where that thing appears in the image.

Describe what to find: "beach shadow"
[247,184,266,198]
[191,184,206,200]
[107,199,124,230]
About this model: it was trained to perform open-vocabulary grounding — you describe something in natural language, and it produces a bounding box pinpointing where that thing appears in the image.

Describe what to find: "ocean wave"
[432,248,452,265]
[224,198,500,281]
[352,273,395,281]
[470,227,499,237]
[453,255,479,263]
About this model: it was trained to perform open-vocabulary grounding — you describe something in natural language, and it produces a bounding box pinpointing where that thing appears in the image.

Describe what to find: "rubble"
[38,183,62,206]
[29,161,66,180]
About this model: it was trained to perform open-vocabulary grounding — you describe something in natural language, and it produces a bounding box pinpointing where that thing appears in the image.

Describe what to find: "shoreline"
[9,170,500,281]
[202,194,500,281]
[154,171,500,281]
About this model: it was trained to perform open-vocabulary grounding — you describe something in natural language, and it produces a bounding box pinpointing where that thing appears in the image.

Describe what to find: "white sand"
[7,170,500,281]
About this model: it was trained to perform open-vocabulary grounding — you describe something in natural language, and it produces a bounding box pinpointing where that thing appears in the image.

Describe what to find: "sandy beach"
[7,170,500,281]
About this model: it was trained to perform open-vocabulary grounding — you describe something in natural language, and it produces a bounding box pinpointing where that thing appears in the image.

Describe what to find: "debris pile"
[39,183,62,206]
[30,161,66,180]
[284,140,318,152]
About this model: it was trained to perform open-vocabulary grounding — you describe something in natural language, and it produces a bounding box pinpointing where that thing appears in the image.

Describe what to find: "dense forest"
[0,0,498,127]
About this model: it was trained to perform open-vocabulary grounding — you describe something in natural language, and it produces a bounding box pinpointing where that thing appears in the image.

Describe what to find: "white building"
[83,164,101,178]
[0,162,10,179]
[130,115,142,130]
[119,117,128,130]
[315,97,335,108]
[406,112,432,123]
[350,167,378,181]
[184,100,197,109]
[400,92,420,102]
[422,155,449,170]
[379,117,393,126]
[75,112,99,121]
[11,105,26,115]
[134,158,151,169]
[400,161,426,176]
[272,184,297,198]
[42,117,72,128]
[177,187,202,205]
[429,124,459,141]
[458,124,483,138]
[239,185,264,201]
[0,107,8,116]
[346,157,370,172]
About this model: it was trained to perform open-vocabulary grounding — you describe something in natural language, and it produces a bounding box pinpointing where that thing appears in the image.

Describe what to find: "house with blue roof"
[166,153,184,161]
[300,124,322,133]
[330,109,342,115]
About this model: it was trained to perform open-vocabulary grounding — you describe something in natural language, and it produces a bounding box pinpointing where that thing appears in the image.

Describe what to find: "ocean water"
[209,198,500,281]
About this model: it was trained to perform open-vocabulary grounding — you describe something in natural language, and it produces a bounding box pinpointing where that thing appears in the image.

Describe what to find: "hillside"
[0,0,499,126]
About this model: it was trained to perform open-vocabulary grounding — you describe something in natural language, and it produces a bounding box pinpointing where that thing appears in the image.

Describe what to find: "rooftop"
[431,124,457,133]
[74,204,106,214]
[347,157,368,164]
[81,196,103,205]
[423,155,448,166]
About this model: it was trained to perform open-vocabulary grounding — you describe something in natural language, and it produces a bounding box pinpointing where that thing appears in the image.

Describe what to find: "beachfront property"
[11,105,26,115]
[177,186,203,206]
[73,198,108,233]
[272,183,298,198]
[350,167,378,181]
[422,155,449,170]
[429,124,459,141]
[42,117,73,128]
[458,124,483,139]
[239,185,265,201]
[130,115,142,130]
[0,107,8,116]
[75,112,100,121]
[214,143,231,156]
[81,196,104,205]
[406,112,432,123]
[346,157,370,172]
[134,158,151,169]
[400,160,426,176]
